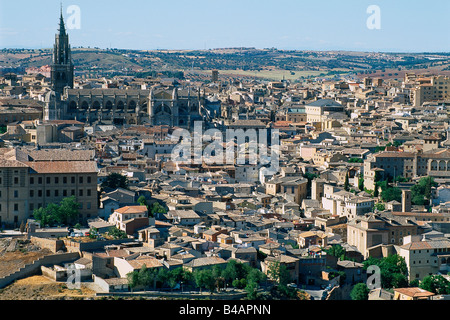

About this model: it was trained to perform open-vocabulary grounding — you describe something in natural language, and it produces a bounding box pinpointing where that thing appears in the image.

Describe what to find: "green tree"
[137,195,148,208]
[245,280,259,300]
[409,279,420,287]
[101,173,129,190]
[194,269,216,293]
[32,197,80,227]
[419,275,450,295]
[150,202,167,218]
[108,227,128,239]
[373,185,379,198]
[138,264,151,290]
[222,260,251,287]
[411,177,437,205]
[88,227,99,239]
[363,255,408,289]
[156,268,169,289]
[127,271,140,292]
[58,196,81,225]
[325,244,346,261]
[350,283,370,300]
[374,203,385,212]
[268,260,292,287]
[247,268,266,285]
[358,175,364,191]
[380,185,402,202]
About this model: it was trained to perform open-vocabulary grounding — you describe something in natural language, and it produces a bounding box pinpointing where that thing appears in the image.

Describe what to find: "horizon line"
[1,46,450,55]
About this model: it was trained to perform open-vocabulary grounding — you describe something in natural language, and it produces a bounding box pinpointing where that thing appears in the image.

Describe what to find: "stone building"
[0,148,98,228]
[44,13,204,127]
[346,212,424,259]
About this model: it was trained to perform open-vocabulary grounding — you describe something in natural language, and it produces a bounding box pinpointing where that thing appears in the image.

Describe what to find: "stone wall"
[41,265,67,281]
[63,238,136,253]
[30,236,65,253]
[0,252,80,289]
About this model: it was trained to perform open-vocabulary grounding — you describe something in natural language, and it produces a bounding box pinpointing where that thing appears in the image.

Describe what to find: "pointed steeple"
[59,4,66,36]
[51,3,74,97]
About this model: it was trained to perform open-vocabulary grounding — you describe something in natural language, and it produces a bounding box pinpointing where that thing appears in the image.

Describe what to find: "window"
[87,176,91,184]
[71,177,75,184]
[14,190,18,198]
[79,177,83,184]
[30,190,34,197]
[55,177,59,184]
[63,177,67,184]
[46,190,50,197]
[79,190,83,197]
[14,204,18,212]
[63,190,67,197]
[46,177,50,184]
[30,177,34,185]
[38,177,42,184]
[71,190,75,196]
[87,189,91,197]
[14,177,19,185]
[38,190,42,197]
[29,204,34,211]
[55,190,59,197]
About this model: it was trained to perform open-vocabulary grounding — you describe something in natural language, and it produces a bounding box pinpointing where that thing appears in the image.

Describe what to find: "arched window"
[117,101,125,110]
[431,160,438,171]
[93,101,101,110]
[105,101,113,110]
[128,100,137,111]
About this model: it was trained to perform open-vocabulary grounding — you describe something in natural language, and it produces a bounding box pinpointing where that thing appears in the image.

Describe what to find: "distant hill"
[1,48,449,81]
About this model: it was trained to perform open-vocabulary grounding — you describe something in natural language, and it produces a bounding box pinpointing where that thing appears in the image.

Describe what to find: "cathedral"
[45,11,204,129]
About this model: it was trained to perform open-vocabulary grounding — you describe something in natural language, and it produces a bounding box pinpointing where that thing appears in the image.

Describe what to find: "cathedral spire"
[59,4,66,36]
[51,4,74,97]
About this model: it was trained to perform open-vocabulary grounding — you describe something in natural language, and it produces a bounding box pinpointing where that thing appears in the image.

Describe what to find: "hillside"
[1,48,450,81]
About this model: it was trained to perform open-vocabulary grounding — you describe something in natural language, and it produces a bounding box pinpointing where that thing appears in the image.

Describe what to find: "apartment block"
[0,148,98,227]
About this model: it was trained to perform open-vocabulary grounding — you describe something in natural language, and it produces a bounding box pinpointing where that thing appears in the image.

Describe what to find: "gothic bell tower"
[51,8,74,97]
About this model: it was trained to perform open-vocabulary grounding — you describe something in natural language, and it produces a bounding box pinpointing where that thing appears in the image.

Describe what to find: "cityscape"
[0,1,450,308]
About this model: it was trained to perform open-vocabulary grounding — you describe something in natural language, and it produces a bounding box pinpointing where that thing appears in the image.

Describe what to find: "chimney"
[402,190,411,213]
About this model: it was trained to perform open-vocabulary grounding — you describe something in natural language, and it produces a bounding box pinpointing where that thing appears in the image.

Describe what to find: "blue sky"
[1,0,449,52]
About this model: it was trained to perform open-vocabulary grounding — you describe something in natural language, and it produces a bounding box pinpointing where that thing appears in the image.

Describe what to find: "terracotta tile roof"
[26,161,97,173]
[394,287,434,298]
[24,149,94,161]
[115,206,148,215]
[128,256,163,269]
[401,241,432,250]
[374,151,416,158]
[0,159,29,168]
